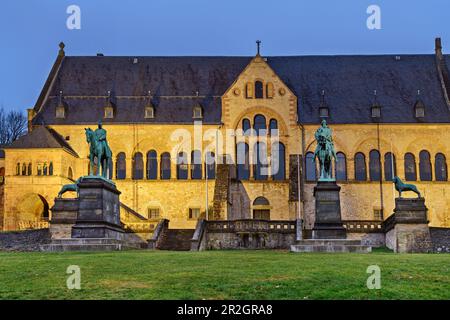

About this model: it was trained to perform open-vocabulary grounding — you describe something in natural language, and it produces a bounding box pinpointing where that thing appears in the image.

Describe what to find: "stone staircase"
[290,239,372,253]
[40,238,142,252]
[157,229,195,251]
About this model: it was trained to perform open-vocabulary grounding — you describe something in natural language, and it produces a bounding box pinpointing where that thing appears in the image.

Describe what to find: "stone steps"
[40,238,141,252]
[157,229,195,251]
[290,239,372,253]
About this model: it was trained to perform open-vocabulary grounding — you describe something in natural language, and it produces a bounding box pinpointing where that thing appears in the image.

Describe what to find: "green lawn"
[0,250,449,300]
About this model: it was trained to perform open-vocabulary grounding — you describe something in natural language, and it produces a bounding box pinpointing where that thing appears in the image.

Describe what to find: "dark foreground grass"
[0,250,448,300]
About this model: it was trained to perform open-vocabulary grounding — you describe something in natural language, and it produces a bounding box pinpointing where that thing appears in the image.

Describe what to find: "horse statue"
[393,176,421,198]
[85,122,112,179]
[57,177,83,198]
[313,120,337,181]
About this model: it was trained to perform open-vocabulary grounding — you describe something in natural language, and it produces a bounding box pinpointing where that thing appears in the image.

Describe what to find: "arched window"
[177,152,188,180]
[206,152,215,179]
[132,152,144,180]
[269,119,278,136]
[246,82,253,98]
[146,150,157,180]
[116,152,126,179]
[253,114,266,136]
[266,82,274,98]
[384,153,397,181]
[43,162,48,176]
[404,153,417,181]
[254,142,268,180]
[27,163,32,176]
[191,150,202,179]
[242,118,251,135]
[236,142,250,180]
[255,81,264,99]
[16,163,20,175]
[160,152,171,179]
[354,153,367,181]
[49,162,53,176]
[305,152,317,181]
[271,142,285,180]
[369,150,381,181]
[68,167,73,180]
[253,197,270,220]
[21,163,26,176]
[419,150,432,181]
[335,152,347,181]
[435,153,448,181]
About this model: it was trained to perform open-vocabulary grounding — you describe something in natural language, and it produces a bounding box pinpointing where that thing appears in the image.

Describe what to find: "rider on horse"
[313,120,337,181]
[95,121,112,159]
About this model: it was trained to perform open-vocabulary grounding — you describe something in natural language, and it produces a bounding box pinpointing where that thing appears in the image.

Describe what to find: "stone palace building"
[1,39,450,241]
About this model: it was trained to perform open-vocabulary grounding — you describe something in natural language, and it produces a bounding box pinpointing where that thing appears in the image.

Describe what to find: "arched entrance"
[252,197,270,220]
[17,193,50,222]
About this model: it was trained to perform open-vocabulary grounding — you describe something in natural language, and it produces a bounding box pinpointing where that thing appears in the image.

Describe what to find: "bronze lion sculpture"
[393,176,421,198]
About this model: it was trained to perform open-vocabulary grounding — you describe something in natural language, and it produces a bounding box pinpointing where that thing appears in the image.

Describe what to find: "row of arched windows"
[306,150,448,182]
[15,162,54,176]
[115,150,216,180]
[242,115,278,136]
[236,142,286,180]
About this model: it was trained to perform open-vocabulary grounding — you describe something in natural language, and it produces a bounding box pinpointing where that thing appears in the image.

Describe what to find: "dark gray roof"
[32,54,450,125]
[6,126,78,156]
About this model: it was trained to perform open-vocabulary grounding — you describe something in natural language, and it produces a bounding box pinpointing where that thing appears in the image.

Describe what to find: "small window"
[188,208,201,220]
[373,208,383,220]
[145,106,154,119]
[193,105,203,119]
[21,163,26,176]
[116,153,126,179]
[16,163,20,175]
[148,208,160,219]
[255,81,264,99]
[27,163,32,176]
[242,118,251,135]
[104,107,114,119]
[37,164,42,176]
[49,162,53,176]
[43,162,48,176]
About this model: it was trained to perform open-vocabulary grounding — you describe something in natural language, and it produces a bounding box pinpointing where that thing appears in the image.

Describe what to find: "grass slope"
[0,250,449,300]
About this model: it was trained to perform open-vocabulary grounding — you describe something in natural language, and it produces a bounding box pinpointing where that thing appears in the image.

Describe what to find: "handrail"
[148,219,169,249]
[190,219,206,251]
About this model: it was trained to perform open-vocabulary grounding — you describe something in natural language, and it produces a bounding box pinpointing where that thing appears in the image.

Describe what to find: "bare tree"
[0,107,27,145]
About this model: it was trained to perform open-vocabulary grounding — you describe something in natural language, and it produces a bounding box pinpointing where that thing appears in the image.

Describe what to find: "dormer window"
[415,101,425,118]
[319,107,329,118]
[371,105,381,119]
[144,91,155,118]
[414,91,425,119]
[104,91,115,119]
[104,107,114,119]
[193,104,203,119]
[319,90,329,118]
[56,91,66,119]
[145,105,155,118]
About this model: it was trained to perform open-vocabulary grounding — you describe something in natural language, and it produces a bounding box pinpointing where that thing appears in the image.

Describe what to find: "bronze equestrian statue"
[313,120,337,181]
[393,176,421,198]
[85,121,113,179]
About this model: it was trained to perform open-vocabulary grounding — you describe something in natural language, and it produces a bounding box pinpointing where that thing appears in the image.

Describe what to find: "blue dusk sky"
[0,0,449,112]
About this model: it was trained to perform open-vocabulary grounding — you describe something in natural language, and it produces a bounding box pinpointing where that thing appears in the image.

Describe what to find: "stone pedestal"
[49,198,79,239]
[71,177,124,239]
[385,198,432,253]
[312,181,346,239]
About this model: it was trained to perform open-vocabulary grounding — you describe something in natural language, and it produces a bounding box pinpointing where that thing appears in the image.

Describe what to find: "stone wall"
[0,229,50,251]
[430,227,450,253]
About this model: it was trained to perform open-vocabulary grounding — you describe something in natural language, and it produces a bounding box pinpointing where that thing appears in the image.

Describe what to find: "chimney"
[435,37,443,59]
